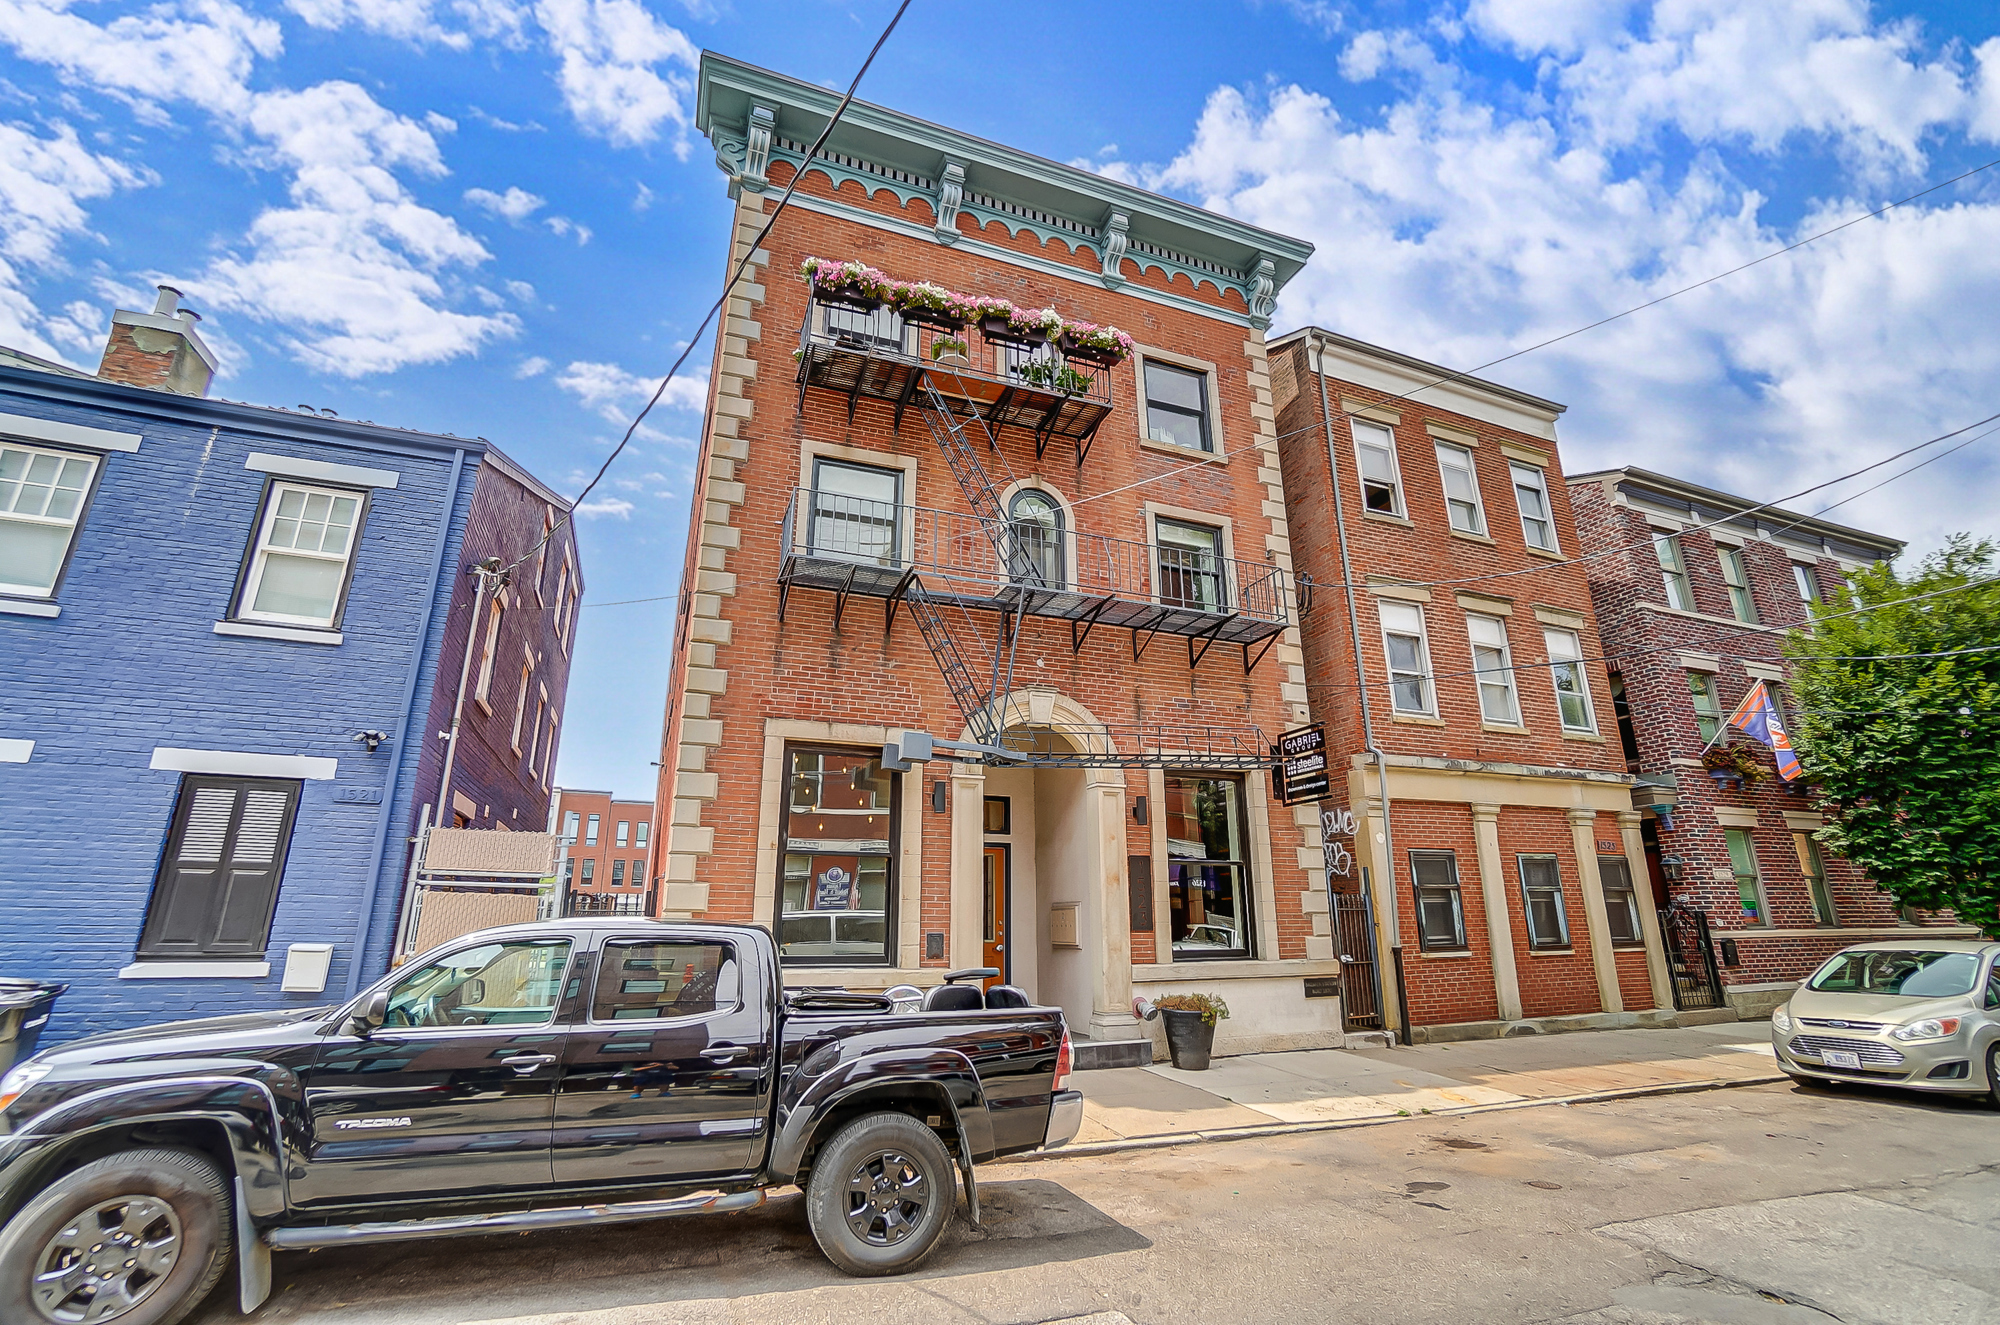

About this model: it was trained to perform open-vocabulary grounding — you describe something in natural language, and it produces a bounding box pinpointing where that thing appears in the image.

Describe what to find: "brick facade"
[1269,330,1674,1039]
[551,789,654,903]
[1570,467,1974,1014]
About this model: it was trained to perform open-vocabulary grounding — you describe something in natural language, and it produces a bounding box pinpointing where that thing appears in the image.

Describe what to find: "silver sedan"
[1771,939,2000,1100]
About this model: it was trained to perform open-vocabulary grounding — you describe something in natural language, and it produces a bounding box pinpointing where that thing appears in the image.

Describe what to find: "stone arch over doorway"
[953,688,1134,1042]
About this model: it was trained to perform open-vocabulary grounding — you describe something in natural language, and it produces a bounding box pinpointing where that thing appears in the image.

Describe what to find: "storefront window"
[778,746,896,965]
[1165,774,1252,959]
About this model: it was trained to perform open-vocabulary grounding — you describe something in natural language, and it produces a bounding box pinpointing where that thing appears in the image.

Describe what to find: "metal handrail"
[781,486,1291,627]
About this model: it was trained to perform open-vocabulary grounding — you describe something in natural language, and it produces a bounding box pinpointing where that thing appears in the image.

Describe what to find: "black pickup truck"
[0,920,1082,1325]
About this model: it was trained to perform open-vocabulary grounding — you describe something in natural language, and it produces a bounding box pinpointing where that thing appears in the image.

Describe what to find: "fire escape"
[782,289,1298,769]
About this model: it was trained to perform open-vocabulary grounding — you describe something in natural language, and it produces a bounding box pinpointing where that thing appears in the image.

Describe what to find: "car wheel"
[1987,1044,2000,1109]
[804,1111,956,1276]
[0,1148,232,1325]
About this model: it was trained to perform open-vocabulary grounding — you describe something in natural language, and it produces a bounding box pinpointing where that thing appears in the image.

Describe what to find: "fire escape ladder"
[902,576,1001,748]
[914,374,1020,568]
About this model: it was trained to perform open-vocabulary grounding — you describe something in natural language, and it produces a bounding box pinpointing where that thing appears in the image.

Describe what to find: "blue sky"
[4,0,1998,800]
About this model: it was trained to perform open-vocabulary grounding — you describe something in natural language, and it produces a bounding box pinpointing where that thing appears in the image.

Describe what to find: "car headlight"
[1889,1017,1961,1042]
[1771,1005,1792,1034]
[0,1058,54,1111]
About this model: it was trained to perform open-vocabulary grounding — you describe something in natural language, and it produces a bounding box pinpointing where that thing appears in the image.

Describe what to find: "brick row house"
[654,53,1345,1058]
[550,788,655,913]
[1569,468,1979,1017]
[1268,330,1674,1042]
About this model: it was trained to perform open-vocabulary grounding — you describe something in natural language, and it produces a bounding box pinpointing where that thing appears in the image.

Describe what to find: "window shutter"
[139,776,301,958]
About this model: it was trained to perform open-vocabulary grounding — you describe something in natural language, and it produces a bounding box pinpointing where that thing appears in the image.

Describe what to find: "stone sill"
[1391,712,1446,727]
[1361,510,1415,529]
[1138,434,1226,464]
[1523,545,1565,561]
[0,597,60,618]
[1525,947,1574,957]
[120,961,270,980]
[1133,957,1345,981]
[1480,723,1531,736]
[1416,949,1474,959]
[213,620,342,645]
[1448,528,1495,546]
[1638,602,1785,635]
[1560,730,1606,743]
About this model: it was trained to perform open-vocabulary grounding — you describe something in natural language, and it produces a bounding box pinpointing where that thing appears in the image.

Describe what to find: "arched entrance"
[955,690,1133,1042]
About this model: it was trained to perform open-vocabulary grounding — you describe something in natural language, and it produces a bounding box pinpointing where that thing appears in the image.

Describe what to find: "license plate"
[1822,1049,1861,1069]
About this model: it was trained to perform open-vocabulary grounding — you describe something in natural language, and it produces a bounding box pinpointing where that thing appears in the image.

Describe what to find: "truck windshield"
[1806,950,1979,997]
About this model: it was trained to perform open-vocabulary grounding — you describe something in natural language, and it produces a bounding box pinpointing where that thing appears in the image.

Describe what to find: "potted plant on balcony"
[800,256,891,312]
[894,280,968,331]
[1015,358,1095,396]
[1151,993,1229,1071]
[928,336,971,367]
[1701,744,1765,790]
[1059,320,1136,367]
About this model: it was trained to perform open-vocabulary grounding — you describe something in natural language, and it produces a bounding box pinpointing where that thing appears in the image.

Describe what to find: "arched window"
[1007,489,1064,587]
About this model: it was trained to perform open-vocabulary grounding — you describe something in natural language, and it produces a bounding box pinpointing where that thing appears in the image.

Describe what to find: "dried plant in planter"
[1152,992,1230,1026]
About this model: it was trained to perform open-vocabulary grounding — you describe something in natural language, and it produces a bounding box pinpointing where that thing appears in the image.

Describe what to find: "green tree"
[1787,536,2000,934]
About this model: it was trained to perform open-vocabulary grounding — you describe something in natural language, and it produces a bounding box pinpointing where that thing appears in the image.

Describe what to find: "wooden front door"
[982,844,1009,988]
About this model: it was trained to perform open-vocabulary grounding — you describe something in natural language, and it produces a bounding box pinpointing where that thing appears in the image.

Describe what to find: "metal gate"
[1331,890,1383,1030]
[1659,901,1725,1011]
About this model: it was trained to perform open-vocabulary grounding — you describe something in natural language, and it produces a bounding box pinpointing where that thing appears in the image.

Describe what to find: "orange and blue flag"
[1726,680,1802,780]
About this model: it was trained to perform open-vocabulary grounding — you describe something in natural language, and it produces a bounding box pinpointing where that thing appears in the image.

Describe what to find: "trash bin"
[0,979,69,1074]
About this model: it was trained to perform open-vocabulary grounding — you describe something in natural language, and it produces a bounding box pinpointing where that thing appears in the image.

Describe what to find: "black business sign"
[1271,724,1332,805]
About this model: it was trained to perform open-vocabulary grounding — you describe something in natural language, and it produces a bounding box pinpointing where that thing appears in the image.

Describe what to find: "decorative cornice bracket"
[1248,255,1278,331]
[739,103,777,193]
[1100,209,1129,288]
[933,159,966,245]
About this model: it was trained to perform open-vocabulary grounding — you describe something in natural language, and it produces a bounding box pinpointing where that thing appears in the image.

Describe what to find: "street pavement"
[1073,1021,1785,1145]
[193,1066,1997,1325]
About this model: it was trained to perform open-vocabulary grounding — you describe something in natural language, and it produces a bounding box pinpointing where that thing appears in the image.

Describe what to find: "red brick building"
[1569,467,1977,1017]
[655,53,1337,1057]
[551,788,654,913]
[1269,329,1675,1041]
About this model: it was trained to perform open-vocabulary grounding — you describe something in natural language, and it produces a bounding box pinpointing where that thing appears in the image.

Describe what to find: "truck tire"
[0,1147,232,1325]
[805,1111,956,1276]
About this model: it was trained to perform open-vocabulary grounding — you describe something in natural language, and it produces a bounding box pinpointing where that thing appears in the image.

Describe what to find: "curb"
[1005,1073,1790,1162]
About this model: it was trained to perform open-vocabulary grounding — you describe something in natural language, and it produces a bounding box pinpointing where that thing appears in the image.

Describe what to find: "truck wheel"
[0,1148,232,1325]
[805,1112,956,1276]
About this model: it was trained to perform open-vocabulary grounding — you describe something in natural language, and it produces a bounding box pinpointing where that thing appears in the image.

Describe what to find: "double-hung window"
[1598,856,1644,945]
[1793,831,1837,926]
[611,860,625,887]
[138,775,302,959]
[236,482,365,628]
[1792,563,1820,603]
[0,442,98,599]
[1411,850,1466,950]
[1510,462,1557,551]
[1435,442,1485,535]
[1143,360,1211,452]
[1544,628,1597,732]
[586,813,600,846]
[1688,672,1723,743]
[1165,774,1253,959]
[1008,488,1065,587]
[1379,601,1435,715]
[474,597,505,705]
[1352,420,1403,515]
[615,820,630,847]
[635,821,649,847]
[1467,614,1519,725]
[580,859,594,887]
[1517,854,1569,949]
[809,458,902,568]
[1155,518,1226,613]
[1725,828,1768,925]
[1719,547,1758,622]
[510,660,532,752]
[1655,534,1692,611]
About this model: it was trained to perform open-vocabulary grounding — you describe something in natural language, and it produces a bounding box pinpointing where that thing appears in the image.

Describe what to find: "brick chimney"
[96,285,218,397]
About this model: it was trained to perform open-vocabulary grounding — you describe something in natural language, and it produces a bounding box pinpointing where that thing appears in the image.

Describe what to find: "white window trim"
[149,746,337,780]
[245,452,399,489]
[510,659,533,753]
[1467,613,1520,726]
[213,620,342,645]
[1434,440,1487,536]
[1133,344,1226,458]
[474,593,506,709]
[1350,418,1406,518]
[1378,601,1437,716]
[1543,627,1598,733]
[1655,533,1693,611]
[1509,460,1559,553]
[0,440,101,600]
[0,411,140,453]
[1719,546,1759,623]
[236,480,365,629]
[0,737,33,763]
[998,478,1078,592]
[119,960,270,980]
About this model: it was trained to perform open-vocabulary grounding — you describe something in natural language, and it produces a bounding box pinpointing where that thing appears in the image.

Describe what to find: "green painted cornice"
[696,51,1314,329]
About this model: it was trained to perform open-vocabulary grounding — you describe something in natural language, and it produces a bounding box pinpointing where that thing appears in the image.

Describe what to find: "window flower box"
[1060,323,1136,367]
[1700,744,1765,790]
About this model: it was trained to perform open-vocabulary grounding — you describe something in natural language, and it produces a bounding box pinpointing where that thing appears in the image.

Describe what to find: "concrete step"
[1073,1036,1152,1071]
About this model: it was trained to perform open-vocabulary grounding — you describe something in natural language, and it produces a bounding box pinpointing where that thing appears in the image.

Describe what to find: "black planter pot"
[1707,769,1743,790]
[817,288,883,314]
[1160,1008,1216,1071]
[901,307,965,332]
[978,315,1047,349]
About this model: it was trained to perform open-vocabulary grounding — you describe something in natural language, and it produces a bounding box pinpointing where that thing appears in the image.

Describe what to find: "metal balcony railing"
[778,487,1294,667]
[795,295,1117,462]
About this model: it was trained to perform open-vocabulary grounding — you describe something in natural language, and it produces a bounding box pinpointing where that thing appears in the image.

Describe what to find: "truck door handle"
[699,1046,749,1063]
[501,1053,556,1074]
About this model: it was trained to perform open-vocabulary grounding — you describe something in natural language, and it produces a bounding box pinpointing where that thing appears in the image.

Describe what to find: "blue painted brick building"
[0,292,575,1041]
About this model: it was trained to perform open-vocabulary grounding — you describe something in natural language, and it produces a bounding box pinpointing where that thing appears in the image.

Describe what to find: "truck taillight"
[1053,1027,1073,1092]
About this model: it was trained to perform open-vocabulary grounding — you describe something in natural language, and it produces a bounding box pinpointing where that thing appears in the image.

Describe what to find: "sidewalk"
[1065,1020,1783,1153]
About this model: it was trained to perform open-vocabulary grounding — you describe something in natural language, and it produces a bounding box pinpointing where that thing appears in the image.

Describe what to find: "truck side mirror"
[347,989,389,1038]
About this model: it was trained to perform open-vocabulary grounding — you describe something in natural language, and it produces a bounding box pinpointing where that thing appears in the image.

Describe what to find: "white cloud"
[284,0,527,48]
[1148,0,2000,547]
[575,495,634,518]
[632,179,653,211]
[465,184,546,221]
[505,278,536,301]
[554,357,707,424]
[0,0,281,119]
[514,354,549,377]
[534,0,698,150]
[0,118,145,359]
[544,214,591,244]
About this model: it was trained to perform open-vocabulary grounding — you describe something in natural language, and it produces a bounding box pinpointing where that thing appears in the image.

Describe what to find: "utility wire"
[498,0,916,580]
